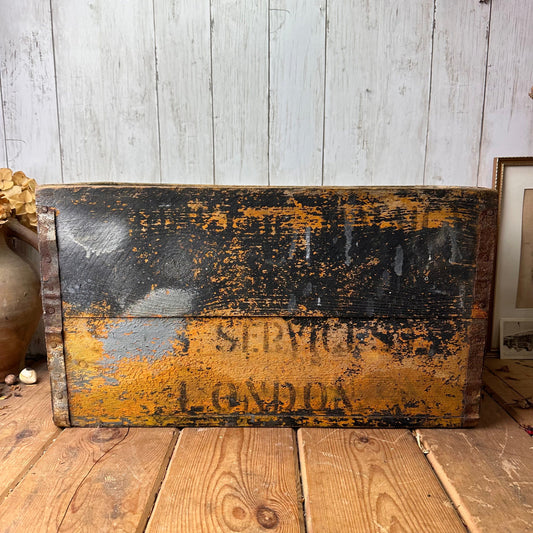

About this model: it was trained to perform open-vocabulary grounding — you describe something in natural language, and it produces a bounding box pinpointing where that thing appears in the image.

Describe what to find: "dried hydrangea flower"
[0,168,37,228]
[0,196,11,224]
[0,168,14,191]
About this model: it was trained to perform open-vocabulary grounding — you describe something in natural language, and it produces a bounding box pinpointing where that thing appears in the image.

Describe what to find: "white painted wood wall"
[1,0,532,188]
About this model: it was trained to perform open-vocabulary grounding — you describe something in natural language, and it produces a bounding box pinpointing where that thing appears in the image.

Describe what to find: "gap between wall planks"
[0,79,6,167]
[323,1,434,186]
[478,0,533,188]
[2,1,532,186]
[269,0,325,186]
[154,0,214,185]
[145,428,304,532]
[0,1,61,182]
[298,428,466,533]
[0,426,177,533]
[416,394,533,533]
[423,1,490,187]
[51,0,160,183]
[0,48,7,167]
[211,1,269,185]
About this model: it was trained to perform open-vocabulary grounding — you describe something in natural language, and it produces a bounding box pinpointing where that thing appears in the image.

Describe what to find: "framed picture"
[500,319,533,359]
[491,157,533,357]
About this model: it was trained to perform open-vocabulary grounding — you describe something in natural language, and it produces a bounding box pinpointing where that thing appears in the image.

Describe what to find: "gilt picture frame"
[491,157,533,358]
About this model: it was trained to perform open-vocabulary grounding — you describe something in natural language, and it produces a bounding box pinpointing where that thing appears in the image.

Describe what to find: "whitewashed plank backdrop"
[1,0,532,187]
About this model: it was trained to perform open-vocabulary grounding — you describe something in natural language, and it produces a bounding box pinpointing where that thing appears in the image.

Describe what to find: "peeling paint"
[288,294,297,312]
[445,225,464,265]
[37,185,498,428]
[344,219,353,266]
[64,219,127,259]
[394,244,404,276]
[126,288,198,316]
[63,317,471,427]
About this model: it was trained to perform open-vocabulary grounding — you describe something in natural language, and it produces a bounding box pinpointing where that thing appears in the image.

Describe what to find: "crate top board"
[37,185,497,428]
[38,185,493,320]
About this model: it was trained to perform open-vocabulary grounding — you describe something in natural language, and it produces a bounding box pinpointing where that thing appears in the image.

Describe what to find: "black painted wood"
[38,186,497,320]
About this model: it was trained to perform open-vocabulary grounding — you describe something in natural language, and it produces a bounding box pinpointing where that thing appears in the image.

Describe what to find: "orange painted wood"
[63,316,479,428]
[146,428,304,532]
[416,394,533,533]
[0,362,60,500]
[298,428,466,533]
[0,427,176,532]
[38,185,497,427]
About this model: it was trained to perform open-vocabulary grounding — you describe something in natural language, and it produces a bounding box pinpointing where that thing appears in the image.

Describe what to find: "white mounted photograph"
[500,319,533,359]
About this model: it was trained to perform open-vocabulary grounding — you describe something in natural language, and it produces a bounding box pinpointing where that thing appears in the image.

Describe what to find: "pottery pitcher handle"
[4,218,39,250]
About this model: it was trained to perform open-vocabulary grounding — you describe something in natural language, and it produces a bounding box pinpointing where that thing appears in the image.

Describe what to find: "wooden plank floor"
[1,360,532,532]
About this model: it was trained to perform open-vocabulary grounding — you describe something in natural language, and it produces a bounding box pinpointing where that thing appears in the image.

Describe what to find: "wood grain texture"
[269,0,325,186]
[155,0,213,184]
[323,1,433,186]
[424,1,490,186]
[2,3,533,189]
[478,0,533,187]
[211,0,268,185]
[298,428,465,533]
[146,428,303,532]
[0,362,60,500]
[39,185,496,320]
[0,57,8,166]
[485,359,533,409]
[417,394,533,532]
[51,0,159,182]
[62,316,479,427]
[0,427,177,532]
[483,366,533,429]
[37,184,496,427]
[0,0,61,182]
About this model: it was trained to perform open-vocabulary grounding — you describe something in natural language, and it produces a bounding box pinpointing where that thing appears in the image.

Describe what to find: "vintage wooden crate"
[37,185,497,428]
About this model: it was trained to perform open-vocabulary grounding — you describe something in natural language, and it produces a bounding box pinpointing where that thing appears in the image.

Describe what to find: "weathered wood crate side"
[37,186,497,428]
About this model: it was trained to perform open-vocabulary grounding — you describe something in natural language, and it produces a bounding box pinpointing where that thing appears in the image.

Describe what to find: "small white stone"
[19,367,37,385]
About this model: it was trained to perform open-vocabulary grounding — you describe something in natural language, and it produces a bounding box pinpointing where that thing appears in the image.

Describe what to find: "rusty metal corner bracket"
[37,206,70,427]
